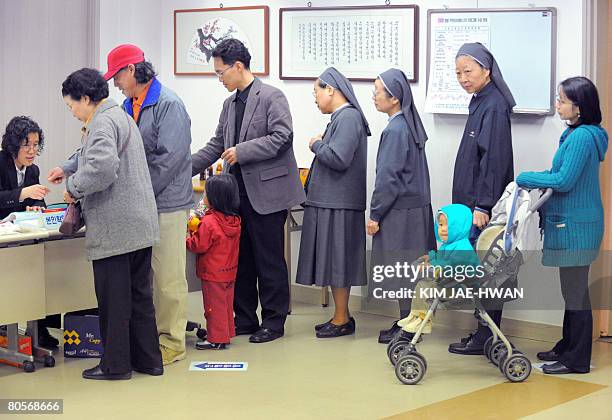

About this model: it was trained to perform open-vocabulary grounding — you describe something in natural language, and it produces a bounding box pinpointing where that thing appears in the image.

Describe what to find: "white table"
[0,228,94,372]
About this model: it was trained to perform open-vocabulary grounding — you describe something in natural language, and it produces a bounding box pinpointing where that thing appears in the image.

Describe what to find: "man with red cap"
[104,44,193,365]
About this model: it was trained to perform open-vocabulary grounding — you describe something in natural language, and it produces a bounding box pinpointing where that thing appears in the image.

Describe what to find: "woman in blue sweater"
[516,76,608,374]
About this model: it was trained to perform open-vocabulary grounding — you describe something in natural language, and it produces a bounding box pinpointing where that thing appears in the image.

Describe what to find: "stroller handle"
[528,188,553,213]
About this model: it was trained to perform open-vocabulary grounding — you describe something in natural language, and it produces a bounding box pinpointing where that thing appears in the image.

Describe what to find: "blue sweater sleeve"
[516,130,592,192]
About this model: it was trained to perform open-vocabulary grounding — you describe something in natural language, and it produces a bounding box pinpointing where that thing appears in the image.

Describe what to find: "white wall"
[97,0,163,104]
[0,0,97,204]
[99,0,587,326]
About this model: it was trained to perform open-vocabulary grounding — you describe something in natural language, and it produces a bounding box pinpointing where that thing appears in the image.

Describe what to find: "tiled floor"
[1,296,610,419]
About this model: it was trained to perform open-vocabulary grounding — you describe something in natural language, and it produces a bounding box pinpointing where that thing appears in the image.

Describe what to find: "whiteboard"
[425,8,557,115]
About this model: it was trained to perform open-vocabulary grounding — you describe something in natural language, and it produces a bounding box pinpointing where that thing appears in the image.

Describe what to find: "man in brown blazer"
[192,39,305,343]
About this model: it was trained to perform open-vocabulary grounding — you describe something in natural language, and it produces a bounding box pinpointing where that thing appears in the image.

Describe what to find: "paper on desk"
[0,220,44,236]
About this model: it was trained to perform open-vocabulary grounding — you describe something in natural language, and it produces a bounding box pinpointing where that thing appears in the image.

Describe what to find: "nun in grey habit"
[296,67,369,338]
[368,68,436,343]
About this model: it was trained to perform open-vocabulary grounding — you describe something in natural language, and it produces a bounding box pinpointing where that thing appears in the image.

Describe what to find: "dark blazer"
[0,151,45,220]
[305,106,367,211]
[452,82,513,213]
[192,78,305,214]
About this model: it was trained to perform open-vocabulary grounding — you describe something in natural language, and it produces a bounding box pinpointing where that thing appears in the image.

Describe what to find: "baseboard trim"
[290,284,561,343]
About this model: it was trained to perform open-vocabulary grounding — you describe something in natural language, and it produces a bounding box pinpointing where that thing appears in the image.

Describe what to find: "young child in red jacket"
[187,174,241,350]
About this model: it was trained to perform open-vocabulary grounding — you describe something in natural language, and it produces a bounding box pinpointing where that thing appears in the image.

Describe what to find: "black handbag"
[59,201,84,235]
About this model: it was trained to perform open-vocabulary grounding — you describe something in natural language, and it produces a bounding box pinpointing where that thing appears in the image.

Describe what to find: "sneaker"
[195,340,228,350]
[160,344,186,365]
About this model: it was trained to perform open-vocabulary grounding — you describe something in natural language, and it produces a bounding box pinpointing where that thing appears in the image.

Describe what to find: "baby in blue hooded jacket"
[398,204,482,335]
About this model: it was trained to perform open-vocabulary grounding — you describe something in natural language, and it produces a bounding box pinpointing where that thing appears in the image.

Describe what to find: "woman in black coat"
[0,116,59,348]
[0,116,48,217]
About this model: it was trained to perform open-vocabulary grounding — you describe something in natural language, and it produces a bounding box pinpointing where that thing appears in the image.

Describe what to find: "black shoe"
[235,325,259,336]
[37,328,59,349]
[82,365,131,380]
[249,328,283,343]
[537,350,560,361]
[195,341,228,350]
[448,332,476,350]
[315,316,355,332]
[448,337,484,355]
[315,319,333,331]
[542,361,576,374]
[316,320,355,338]
[378,321,401,344]
[395,330,423,343]
[398,330,415,341]
[133,366,164,376]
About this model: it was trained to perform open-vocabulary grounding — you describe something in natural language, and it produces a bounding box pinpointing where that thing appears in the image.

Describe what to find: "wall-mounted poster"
[174,6,269,76]
[280,5,419,82]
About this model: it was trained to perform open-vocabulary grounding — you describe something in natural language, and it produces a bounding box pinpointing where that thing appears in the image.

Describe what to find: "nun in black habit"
[368,68,436,344]
[296,67,369,338]
[449,42,515,355]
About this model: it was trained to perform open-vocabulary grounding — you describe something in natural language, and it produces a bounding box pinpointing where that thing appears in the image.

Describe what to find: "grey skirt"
[371,204,436,257]
[369,205,436,292]
[296,206,367,288]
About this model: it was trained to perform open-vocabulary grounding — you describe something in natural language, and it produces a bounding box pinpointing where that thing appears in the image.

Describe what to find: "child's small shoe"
[195,340,228,350]
[404,314,433,334]
[397,314,417,328]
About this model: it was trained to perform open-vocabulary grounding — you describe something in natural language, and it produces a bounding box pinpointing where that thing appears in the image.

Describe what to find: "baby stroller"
[387,185,552,385]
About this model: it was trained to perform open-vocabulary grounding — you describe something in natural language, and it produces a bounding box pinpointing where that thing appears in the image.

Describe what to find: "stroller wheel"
[395,354,427,385]
[386,331,404,356]
[499,350,523,374]
[502,354,531,382]
[389,329,403,346]
[489,341,515,366]
[483,337,495,361]
[388,341,410,366]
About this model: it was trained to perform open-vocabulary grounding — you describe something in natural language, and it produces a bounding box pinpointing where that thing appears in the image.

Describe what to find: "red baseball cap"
[103,44,145,80]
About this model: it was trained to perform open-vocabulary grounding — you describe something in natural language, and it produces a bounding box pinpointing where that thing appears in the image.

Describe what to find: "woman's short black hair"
[1,116,45,159]
[61,68,109,102]
[205,174,240,216]
[133,61,157,84]
[212,38,251,70]
[560,76,602,126]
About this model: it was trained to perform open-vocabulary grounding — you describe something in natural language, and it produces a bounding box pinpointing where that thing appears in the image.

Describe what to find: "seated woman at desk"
[0,116,59,349]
